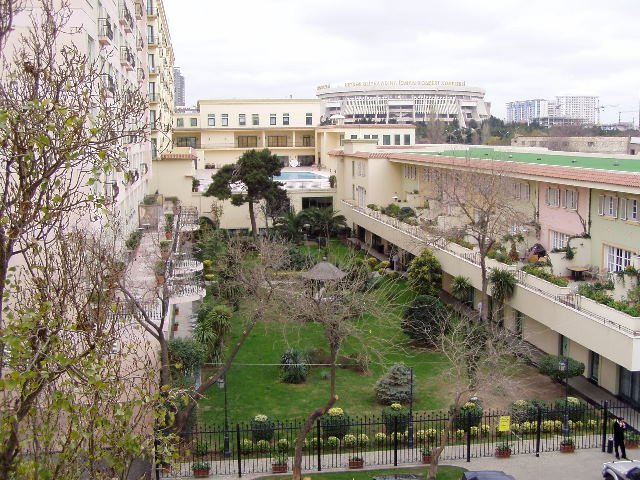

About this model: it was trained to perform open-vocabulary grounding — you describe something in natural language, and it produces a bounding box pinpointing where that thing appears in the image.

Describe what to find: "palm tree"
[488,268,517,322]
[274,210,306,243]
[303,207,347,240]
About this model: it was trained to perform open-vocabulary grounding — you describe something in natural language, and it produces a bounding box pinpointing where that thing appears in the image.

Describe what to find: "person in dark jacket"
[614,416,628,459]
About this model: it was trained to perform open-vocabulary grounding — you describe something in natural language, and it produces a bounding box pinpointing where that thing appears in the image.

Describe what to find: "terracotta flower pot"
[495,449,511,458]
[165,231,172,240]
[271,463,288,473]
[193,468,209,478]
[156,274,164,286]
[348,459,364,469]
[172,323,178,332]
[626,439,639,449]
[559,443,575,453]
[422,454,433,464]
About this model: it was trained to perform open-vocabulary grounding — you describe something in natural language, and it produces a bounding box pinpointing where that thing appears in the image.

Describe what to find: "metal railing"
[98,18,113,41]
[158,400,633,478]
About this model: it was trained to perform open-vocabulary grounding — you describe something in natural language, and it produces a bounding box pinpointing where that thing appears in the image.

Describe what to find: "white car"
[603,459,640,480]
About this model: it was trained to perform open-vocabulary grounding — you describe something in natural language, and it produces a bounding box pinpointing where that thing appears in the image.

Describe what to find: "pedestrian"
[614,416,628,460]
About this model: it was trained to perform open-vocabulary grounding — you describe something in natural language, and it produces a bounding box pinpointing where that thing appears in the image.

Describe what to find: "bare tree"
[424,112,447,144]
[0,226,168,479]
[0,0,21,49]
[434,166,532,321]
[423,310,530,480]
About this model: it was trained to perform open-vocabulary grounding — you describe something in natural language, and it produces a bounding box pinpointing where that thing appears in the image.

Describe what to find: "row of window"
[382,134,412,146]
[403,165,418,181]
[545,186,578,209]
[176,113,315,128]
[598,195,640,222]
[512,182,530,201]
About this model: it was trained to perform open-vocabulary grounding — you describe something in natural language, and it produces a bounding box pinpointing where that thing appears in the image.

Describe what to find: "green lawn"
[255,465,464,480]
[198,243,451,425]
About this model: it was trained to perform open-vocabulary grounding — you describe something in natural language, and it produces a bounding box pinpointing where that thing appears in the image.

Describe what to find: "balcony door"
[589,351,600,383]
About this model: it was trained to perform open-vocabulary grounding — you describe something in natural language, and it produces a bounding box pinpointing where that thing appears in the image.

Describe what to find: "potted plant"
[160,240,171,260]
[559,438,575,453]
[192,178,200,192]
[495,442,512,458]
[626,432,640,449]
[348,455,364,469]
[192,461,210,477]
[329,174,337,188]
[422,447,435,464]
[155,260,166,286]
[271,453,288,474]
[172,321,178,332]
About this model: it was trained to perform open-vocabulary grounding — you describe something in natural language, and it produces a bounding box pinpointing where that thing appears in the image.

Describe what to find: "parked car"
[461,472,516,480]
[603,460,640,479]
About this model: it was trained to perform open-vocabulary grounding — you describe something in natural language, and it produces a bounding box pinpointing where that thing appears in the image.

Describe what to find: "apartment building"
[147,0,175,163]
[507,96,600,126]
[327,143,640,405]
[174,66,186,106]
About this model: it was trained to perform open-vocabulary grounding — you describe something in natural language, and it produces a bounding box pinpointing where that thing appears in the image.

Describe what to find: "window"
[404,134,411,145]
[512,182,530,200]
[559,335,568,357]
[339,134,344,147]
[564,189,578,209]
[545,186,560,207]
[237,136,257,148]
[383,135,391,145]
[403,165,417,180]
[620,198,639,222]
[605,245,633,272]
[598,195,618,217]
[372,134,378,141]
[190,117,197,127]
[305,113,313,125]
[270,114,276,125]
[221,114,228,127]
[267,136,287,147]
[514,310,523,339]
[148,53,155,71]
[239,114,246,126]
[149,110,156,129]
[351,160,355,176]
[302,135,312,147]
[151,138,157,160]
[394,134,401,145]
[283,113,289,126]
[550,230,569,251]
[207,114,215,126]
[252,114,259,126]
[175,137,197,147]
[350,135,357,139]
[176,117,184,127]
[364,134,370,139]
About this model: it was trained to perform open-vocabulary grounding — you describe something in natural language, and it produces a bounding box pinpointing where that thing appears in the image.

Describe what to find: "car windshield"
[628,468,640,480]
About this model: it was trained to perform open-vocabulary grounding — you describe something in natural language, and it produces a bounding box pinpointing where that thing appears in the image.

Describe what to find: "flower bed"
[522,265,569,287]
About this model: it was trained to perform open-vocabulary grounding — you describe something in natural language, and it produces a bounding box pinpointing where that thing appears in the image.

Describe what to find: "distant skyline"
[164,0,640,125]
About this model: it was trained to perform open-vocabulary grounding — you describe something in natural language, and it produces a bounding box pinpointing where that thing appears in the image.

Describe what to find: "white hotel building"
[316,80,491,128]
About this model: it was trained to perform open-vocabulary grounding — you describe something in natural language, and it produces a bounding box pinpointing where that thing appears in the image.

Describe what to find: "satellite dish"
[289,158,299,168]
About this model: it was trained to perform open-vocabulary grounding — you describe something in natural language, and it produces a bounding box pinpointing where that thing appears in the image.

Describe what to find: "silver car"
[603,460,640,480]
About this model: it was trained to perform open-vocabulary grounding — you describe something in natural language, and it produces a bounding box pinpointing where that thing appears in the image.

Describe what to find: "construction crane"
[618,110,637,124]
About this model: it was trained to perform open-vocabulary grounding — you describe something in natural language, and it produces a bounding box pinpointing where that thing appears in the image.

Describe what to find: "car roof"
[605,460,640,475]
[462,471,516,480]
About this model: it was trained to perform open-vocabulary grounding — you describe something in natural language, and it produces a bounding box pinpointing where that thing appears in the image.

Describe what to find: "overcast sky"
[163,0,640,125]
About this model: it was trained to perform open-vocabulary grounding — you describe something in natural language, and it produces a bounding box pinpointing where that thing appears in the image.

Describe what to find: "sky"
[163,0,640,125]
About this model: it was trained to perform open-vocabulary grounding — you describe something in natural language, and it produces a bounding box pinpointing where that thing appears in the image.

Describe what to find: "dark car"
[603,460,640,479]
[461,472,516,480]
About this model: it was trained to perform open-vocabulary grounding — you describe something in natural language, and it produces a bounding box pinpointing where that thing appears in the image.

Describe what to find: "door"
[589,351,600,383]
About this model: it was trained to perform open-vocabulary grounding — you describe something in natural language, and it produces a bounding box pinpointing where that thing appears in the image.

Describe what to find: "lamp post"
[559,358,570,438]
[219,374,231,458]
[408,367,414,448]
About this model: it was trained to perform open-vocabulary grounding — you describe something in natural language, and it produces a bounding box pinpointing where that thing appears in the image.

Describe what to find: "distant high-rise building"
[174,67,185,107]
[507,95,599,126]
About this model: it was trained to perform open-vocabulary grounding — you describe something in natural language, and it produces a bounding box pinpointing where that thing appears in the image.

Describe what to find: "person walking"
[614,416,628,460]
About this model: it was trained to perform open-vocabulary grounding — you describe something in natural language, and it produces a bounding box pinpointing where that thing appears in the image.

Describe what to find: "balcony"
[100,73,116,96]
[134,0,144,19]
[148,92,158,103]
[137,67,145,82]
[148,65,158,76]
[178,206,200,231]
[341,200,640,370]
[167,277,205,304]
[119,1,134,32]
[146,2,156,16]
[120,46,135,70]
[97,18,114,45]
[147,34,156,45]
[170,254,203,276]
[136,32,144,51]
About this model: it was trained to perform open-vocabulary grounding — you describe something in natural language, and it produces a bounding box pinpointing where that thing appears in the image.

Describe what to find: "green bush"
[356,433,369,447]
[280,349,309,384]
[407,249,442,296]
[522,264,569,287]
[385,203,401,218]
[194,440,209,456]
[374,363,415,405]
[553,397,585,422]
[276,438,289,452]
[251,414,275,442]
[256,439,271,452]
[398,206,416,220]
[538,355,585,382]
[509,399,548,423]
[321,408,350,439]
[382,403,410,434]
[240,439,254,453]
[452,402,483,431]
[374,432,386,445]
[326,436,340,449]
[401,295,447,346]
[342,434,357,447]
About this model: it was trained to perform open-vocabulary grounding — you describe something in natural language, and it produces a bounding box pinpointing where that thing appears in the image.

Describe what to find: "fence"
[156,400,636,477]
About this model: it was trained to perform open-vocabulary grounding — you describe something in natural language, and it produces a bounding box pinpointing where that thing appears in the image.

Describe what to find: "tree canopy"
[205,149,285,237]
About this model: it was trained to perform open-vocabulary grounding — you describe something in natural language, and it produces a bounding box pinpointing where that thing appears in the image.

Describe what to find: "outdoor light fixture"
[558,359,570,438]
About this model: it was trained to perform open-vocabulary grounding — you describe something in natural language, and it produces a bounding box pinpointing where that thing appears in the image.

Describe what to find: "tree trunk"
[291,343,339,480]
[248,200,257,238]
[426,391,465,480]
[159,332,171,388]
[480,255,489,323]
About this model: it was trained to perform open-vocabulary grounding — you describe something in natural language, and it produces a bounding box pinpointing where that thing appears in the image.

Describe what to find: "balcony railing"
[146,2,156,16]
[120,46,135,70]
[134,0,144,19]
[100,73,116,95]
[118,1,134,31]
[148,92,158,102]
[147,35,156,45]
[342,200,640,338]
[97,18,114,44]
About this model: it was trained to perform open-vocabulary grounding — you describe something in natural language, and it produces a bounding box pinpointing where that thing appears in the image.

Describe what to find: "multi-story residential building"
[507,96,600,126]
[324,143,640,405]
[147,0,175,162]
[511,136,640,155]
[317,80,491,127]
[174,66,185,107]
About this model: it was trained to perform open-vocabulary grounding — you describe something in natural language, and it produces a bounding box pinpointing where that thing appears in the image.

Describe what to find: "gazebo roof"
[301,261,346,281]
